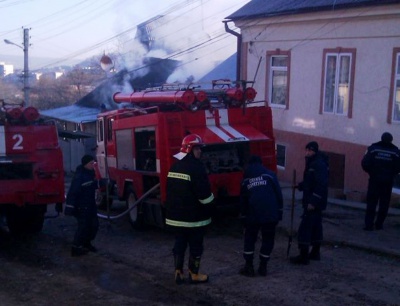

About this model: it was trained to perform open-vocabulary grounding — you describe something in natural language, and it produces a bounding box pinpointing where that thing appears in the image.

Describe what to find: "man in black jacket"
[362,132,400,231]
[65,155,99,257]
[290,141,329,265]
[239,155,283,277]
[166,134,214,284]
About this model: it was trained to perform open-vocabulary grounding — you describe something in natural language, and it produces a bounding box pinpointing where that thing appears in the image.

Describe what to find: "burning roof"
[41,57,179,123]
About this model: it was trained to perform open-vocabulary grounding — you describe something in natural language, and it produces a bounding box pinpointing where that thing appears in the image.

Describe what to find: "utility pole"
[23,28,30,106]
[4,28,30,106]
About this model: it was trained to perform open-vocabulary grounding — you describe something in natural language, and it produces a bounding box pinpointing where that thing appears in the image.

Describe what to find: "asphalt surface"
[279,183,400,259]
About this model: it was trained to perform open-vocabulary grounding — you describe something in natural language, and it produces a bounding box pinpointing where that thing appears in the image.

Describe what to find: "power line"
[2,0,247,74]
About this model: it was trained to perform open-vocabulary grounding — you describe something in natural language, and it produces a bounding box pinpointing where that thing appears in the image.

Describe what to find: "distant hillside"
[0,53,81,70]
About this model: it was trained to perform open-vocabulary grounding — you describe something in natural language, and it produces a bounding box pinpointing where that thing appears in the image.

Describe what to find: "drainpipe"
[223,20,242,82]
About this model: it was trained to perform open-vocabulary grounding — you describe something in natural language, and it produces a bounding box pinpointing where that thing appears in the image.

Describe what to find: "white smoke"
[113,0,250,84]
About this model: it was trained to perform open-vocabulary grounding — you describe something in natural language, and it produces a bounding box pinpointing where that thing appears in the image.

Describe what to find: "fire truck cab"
[96,81,276,228]
[0,101,65,234]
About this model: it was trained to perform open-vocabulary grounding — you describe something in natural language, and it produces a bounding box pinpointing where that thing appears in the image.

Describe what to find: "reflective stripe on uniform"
[82,180,93,187]
[199,193,214,204]
[166,218,211,227]
[168,172,191,181]
[243,251,254,255]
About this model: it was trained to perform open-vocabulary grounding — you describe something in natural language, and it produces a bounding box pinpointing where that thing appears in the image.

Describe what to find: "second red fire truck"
[0,101,65,234]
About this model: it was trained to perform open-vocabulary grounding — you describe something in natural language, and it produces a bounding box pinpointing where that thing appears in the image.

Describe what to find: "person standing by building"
[361,132,400,231]
[65,155,99,257]
[166,134,215,285]
[239,155,283,277]
[290,141,329,265]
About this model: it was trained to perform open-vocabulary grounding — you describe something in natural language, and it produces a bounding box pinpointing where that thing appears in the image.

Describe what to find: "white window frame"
[323,52,352,116]
[391,52,400,123]
[269,55,288,109]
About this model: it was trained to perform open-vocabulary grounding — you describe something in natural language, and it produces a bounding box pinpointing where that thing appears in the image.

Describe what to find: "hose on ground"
[97,183,160,220]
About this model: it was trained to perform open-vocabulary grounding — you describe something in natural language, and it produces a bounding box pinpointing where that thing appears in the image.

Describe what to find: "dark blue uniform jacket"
[66,165,98,216]
[361,141,400,183]
[298,152,329,211]
[240,164,283,224]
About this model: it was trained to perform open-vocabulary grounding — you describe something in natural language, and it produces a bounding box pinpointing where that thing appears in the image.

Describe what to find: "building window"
[389,49,400,123]
[276,144,286,168]
[320,48,356,117]
[266,50,290,109]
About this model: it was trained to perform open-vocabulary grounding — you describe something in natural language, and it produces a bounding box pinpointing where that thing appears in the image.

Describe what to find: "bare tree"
[0,78,24,105]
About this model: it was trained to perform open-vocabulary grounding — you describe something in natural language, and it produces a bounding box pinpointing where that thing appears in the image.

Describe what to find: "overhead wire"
[36,0,244,70]
[115,0,244,66]
[35,0,207,68]
[2,0,247,76]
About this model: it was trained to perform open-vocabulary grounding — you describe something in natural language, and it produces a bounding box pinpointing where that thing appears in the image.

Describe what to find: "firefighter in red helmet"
[166,134,215,284]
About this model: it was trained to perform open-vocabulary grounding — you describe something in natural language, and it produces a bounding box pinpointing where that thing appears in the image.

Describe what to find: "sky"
[0,0,250,80]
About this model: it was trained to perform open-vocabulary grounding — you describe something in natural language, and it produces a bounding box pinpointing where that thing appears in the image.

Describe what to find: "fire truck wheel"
[125,186,144,230]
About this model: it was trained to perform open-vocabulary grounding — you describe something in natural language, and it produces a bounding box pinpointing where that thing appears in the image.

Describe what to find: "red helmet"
[180,134,205,153]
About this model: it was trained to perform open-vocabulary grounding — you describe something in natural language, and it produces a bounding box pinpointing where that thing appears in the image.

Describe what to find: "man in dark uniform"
[166,134,214,285]
[65,155,99,257]
[239,155,283,277]
[290,141,329,265]
[361,132,400,231]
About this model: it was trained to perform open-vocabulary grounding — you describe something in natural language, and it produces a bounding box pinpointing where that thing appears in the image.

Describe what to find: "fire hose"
[97,183,160,220]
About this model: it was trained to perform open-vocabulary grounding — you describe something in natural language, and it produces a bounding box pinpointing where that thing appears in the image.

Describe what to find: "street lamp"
[4,28,30,106]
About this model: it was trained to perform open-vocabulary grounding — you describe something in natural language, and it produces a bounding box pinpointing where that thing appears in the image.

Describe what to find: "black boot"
[309,244,320,261]
[239,260,255,277]
[188,256,209,284]
[84,242,97,253]
[374,223,383,230]
[290,246,309,265]
[258,256,269,276]
[71,245,88,257]
[174,254,185,285]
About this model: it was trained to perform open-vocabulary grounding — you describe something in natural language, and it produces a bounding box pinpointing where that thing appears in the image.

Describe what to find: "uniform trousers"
[365,179,393,228]
[243,222,278,261]
[73,212,99,247]
[297,210,323,247]
[172,226,207,258]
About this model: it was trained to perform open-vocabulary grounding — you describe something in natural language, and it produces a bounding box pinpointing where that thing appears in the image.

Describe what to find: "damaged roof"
[40,104,101,123]
[40,57,179,123]
[226,0,400,20]
[198,53,237,87]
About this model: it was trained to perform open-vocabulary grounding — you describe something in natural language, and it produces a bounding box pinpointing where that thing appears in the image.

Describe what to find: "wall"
[240,7,399,144]
[235,4,400,194]
[275,130,368,196]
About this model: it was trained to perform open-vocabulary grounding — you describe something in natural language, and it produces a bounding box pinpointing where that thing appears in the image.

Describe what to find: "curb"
[328,198,400,216]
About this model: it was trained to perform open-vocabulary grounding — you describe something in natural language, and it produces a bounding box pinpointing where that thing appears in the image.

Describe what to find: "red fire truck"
[95,81,276,228]
[0,101,65,234]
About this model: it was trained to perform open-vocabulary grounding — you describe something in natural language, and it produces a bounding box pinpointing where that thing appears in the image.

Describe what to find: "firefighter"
[166,134,215,284]
[239,155,283,277]
[290,141,329,265]
[362,132,400,230]
[65,155,100,257]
